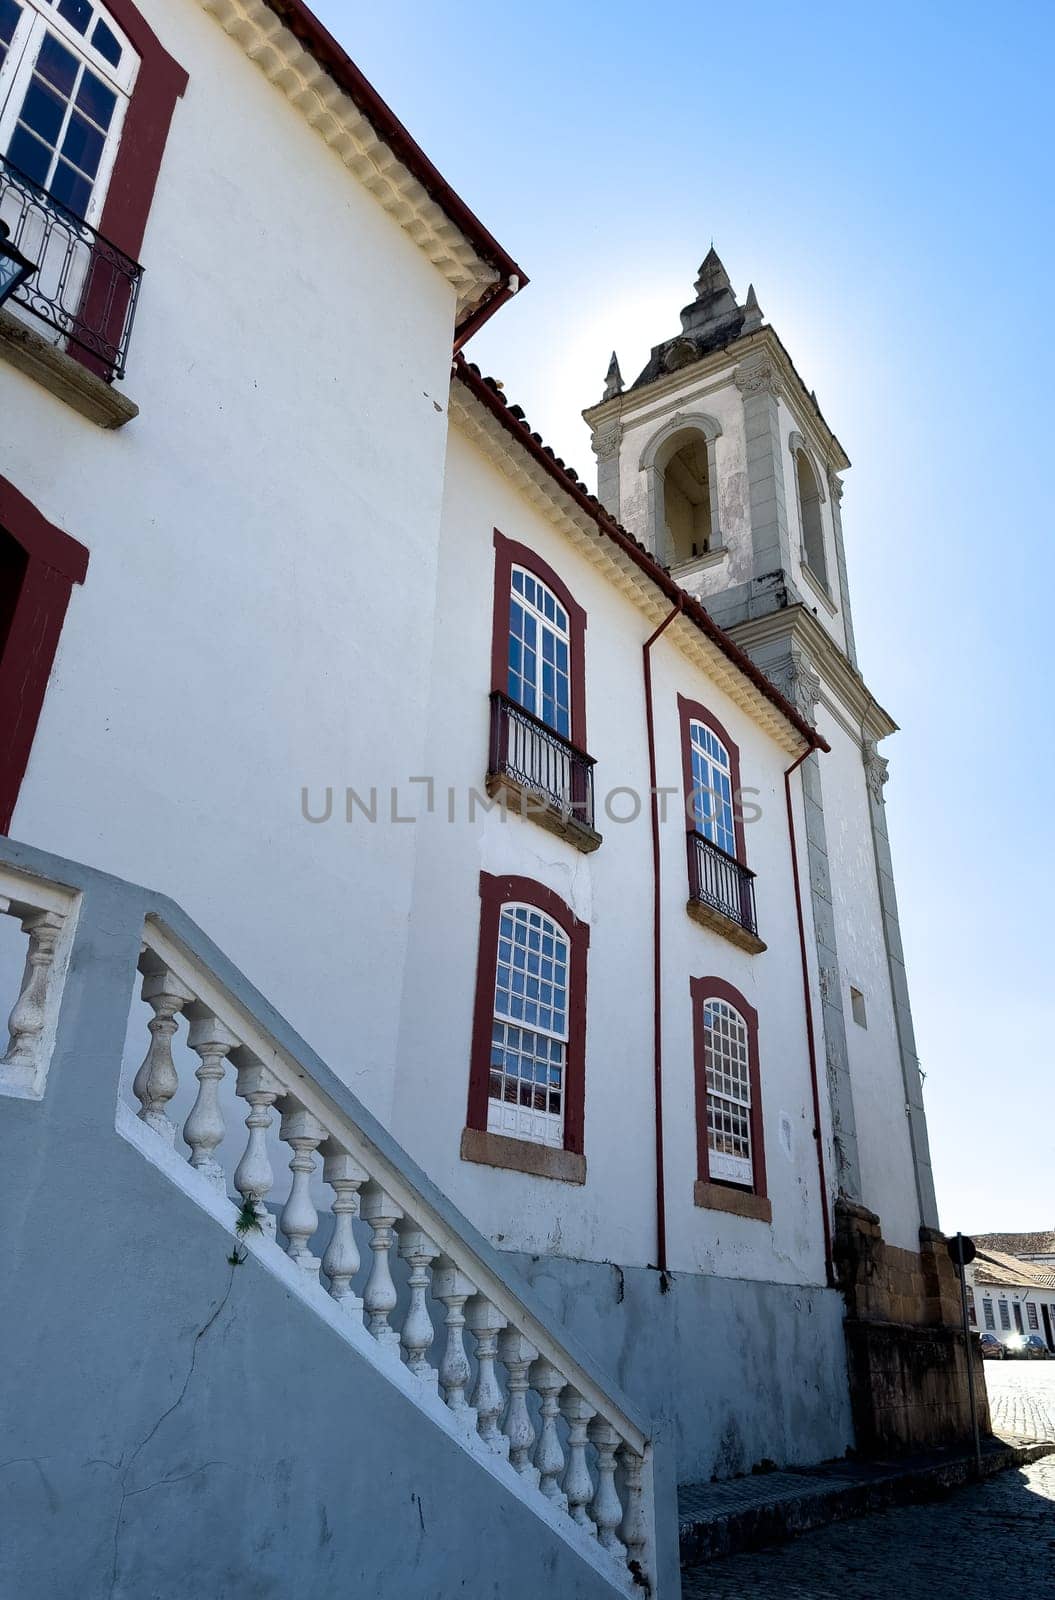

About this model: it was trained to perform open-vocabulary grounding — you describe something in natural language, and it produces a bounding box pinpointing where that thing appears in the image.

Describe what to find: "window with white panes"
[983,1298,995,1330]
[689,719,736,858]
[487,903,569,1149]
[1027,1302,1040,1332]
[703,996,753,1186]
[507,566,571,740]
[0,0,135,223]
[998,1298,1011,1331]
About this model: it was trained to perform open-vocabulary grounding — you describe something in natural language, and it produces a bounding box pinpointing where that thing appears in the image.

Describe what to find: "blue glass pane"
[90,17,121,67]
[6,125,50,185]
[36,33,78,95]
[75,70,116,130]
[57,0,91,33]
[62,110,104,176]
[18,78,65,143]
[0,0,21,47]
[49,159,90,216]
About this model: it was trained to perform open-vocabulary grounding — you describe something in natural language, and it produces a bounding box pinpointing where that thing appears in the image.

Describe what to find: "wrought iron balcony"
[686,829,764,952]
[488,691,600,850]
[0,154,142,380]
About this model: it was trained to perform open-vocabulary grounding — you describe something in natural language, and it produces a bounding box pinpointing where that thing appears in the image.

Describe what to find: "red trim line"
[690,976,767,1201]
[259,0,526,328]
[491,529,588,753]
[72,0,188,379]
[467,872,590,1157]
[784,750,834,1281]
[678,693,748,865]
[0,477,89,835]
[456,357,829,755]
[644,602,682,1274]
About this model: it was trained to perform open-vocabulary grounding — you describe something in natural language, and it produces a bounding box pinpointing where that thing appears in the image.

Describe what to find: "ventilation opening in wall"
[850,986,867,1028]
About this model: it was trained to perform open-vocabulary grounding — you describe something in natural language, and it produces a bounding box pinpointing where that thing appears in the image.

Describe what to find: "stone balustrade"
[0,865,76,1100]
[114,917,655,1592]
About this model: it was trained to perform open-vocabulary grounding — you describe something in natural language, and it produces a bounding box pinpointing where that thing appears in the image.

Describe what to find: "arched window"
[794,447,828,590]
[508,565,571,740]
[638,416,722,569]
[677,695,761,947]
[488,901,569,1148]
[690,977,768,1217]
[488,531,597,847]
[464,873,589,1182]
[0,0,136,224]
[688,718,735,857]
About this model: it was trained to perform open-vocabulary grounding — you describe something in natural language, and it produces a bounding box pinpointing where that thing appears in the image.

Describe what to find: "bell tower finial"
[602,351,624,401]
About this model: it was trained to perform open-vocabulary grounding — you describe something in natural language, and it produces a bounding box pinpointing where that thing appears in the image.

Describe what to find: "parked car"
[1022,1335,1051,1359]
[979,1333,1006,1359]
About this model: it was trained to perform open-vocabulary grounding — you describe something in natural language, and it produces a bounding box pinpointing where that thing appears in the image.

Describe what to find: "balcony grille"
[489,691,596,833]
[0,155,142,380]
[687,830,759,937]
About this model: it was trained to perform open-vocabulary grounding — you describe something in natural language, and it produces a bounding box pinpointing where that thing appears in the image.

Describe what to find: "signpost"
[948,1232,982,1476]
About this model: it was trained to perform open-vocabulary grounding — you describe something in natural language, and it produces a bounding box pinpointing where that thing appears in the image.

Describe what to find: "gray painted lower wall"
[0,1098,630,1600]
[506,1253,854,1486]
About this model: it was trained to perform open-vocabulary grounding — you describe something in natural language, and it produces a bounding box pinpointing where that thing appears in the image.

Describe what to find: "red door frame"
[0,476,88,834]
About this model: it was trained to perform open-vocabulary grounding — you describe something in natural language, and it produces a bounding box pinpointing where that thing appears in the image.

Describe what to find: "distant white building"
[968,1243,1055,1351]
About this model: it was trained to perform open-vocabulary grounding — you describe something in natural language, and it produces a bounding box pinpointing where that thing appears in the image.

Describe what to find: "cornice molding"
[200,0,500,318]
[728,605,898,746]
[583,327,851,474]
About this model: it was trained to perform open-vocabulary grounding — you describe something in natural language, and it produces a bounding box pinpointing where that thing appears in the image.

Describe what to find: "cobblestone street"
[684,1366,1055,1599]
[985,1360,1055,1444]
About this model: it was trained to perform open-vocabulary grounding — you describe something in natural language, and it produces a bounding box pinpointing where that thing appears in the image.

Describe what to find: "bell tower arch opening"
[640,417,723,571]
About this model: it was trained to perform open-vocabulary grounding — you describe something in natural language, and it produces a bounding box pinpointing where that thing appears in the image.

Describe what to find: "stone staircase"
[0,837,674,1598]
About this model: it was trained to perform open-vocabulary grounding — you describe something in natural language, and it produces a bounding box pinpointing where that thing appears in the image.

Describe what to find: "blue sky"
[317,0,1054,1233]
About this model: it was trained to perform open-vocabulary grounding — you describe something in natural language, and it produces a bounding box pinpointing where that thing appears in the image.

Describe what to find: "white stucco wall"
[5,0,459,1120]
[390,421,833,1287]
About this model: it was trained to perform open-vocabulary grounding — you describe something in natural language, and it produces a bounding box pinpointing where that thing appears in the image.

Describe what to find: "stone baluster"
[183,1014,238,1192]
[133,968,195,1146]
[3,909,63,1075]
[498,1330,539,1485]
[588,1417,626,1558]
[321,1146,367,1314]
[560,1390,597,1534]
[466,1297,509,1455]
[617,1444,648,1578]
[279,1103,326,1279]
[397,1223,440,1386]
[360,1185,404,1356]
[530,1359,568,1509]
[233,1061,282,1237]
[432,1263,477,1426]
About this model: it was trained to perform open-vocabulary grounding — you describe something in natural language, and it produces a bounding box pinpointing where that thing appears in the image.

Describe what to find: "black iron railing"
[489,691,596,832]
[0,155,142,380]
[687,829,758,935]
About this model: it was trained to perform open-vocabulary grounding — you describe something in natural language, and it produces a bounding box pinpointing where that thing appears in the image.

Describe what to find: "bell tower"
[583,249,940,1257]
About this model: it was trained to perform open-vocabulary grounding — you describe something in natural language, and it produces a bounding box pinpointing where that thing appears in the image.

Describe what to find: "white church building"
[0,2,978,1596]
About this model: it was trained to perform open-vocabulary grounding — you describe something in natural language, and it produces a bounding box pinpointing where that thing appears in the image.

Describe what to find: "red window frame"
[466,872,589,1158]
[490,528,588,753]
[0,474,89,834]
[690,975,767,1200]
[677,693,747,864]
[52,0,188,379]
